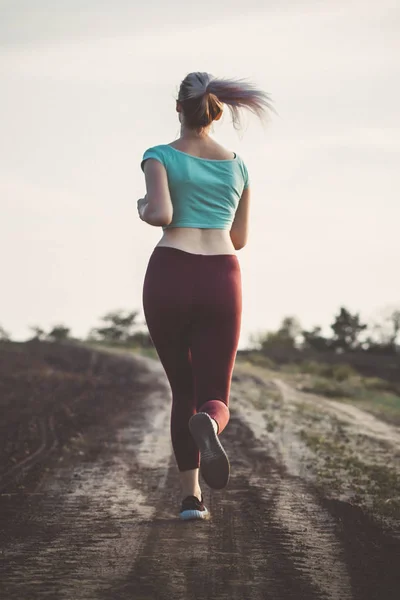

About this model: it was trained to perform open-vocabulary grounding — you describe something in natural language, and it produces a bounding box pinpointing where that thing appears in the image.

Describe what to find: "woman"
[138,72,273,521]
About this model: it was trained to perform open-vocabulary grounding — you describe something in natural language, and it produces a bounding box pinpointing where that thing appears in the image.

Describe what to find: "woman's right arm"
[229,187,251,250]
[139,159,173,227]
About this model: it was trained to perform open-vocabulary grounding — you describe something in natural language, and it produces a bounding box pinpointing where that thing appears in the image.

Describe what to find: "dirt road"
[0,343,399,599]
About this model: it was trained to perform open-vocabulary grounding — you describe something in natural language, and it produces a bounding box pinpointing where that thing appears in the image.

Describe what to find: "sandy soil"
[0,342,399,600]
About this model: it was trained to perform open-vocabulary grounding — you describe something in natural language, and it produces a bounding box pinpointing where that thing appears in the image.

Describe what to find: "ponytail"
[176,71,276,135]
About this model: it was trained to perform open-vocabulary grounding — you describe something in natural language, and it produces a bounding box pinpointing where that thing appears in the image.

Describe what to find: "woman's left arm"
[138,159,173,227]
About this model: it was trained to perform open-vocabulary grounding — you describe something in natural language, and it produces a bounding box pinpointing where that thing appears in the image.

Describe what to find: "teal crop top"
[140,144,250,230]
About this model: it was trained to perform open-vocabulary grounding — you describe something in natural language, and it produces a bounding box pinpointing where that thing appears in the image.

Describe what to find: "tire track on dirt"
[229,406,353,598]
[100,409,353,600]
[0,355,173,600]
[224,413,353,600]
[0,414,59,493]
[231,371,400,600]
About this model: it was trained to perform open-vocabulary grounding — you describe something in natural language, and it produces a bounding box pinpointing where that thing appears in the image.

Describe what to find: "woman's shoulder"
[164,140,237,161]
[141,144,168,171]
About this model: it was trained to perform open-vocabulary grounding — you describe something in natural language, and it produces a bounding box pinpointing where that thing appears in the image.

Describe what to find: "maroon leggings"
[142,246,242,471]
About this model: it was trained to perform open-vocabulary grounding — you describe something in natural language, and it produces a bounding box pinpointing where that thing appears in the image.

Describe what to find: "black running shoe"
[189,412,230,489]
[179,494,210,521]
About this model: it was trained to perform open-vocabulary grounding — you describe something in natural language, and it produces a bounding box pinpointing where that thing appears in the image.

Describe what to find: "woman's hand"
[137,192,171,227]
[137,195,148,220]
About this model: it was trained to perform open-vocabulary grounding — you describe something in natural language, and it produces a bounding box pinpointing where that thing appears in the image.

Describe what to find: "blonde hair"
[175,71,276,136]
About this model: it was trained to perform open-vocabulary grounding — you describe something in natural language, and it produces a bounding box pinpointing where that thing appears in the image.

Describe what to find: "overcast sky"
[1,0,399,347]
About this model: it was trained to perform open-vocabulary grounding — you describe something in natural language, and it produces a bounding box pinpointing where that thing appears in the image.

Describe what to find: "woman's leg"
[190,255,242,433]
[142,248,203,499]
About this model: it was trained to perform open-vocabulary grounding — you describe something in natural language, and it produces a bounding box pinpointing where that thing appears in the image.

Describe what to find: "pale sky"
[1,0,399,347]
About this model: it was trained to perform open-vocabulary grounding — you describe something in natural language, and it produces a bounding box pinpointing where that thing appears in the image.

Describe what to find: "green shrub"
[298,360,322,375]
[329,364,358,381]
[280,363,302,374]
[362,377,399,394]
[301,378,350,398]
[298,361,356,381]
[245,352,276,370]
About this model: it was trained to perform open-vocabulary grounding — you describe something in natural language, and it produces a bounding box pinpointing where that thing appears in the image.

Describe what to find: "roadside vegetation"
[236,306,400,426]
[2,304,399,423]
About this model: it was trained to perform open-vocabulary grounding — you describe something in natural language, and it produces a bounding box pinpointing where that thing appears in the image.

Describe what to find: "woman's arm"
[230,187,251,250]
[139,159,173,227]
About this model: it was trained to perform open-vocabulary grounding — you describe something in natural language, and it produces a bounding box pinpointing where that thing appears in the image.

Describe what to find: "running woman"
[138,72,274,521]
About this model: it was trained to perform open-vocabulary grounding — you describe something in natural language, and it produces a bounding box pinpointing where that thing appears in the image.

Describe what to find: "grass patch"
[245,385,282,411]
[299,429,400,519]
[305,361,357,380]
[286,361,358,380]
[236,352,277,370]
[299,375,400,425]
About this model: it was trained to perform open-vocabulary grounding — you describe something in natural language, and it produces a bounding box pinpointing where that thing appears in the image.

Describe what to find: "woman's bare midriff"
[154,138,238,256]
[156,228,236,256]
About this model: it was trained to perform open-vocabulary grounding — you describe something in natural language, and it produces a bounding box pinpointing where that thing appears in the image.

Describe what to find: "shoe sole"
[189,412,230,489]
[179,508,210,521]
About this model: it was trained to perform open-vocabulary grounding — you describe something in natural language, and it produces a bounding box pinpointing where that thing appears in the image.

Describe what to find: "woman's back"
[143,137,251,255]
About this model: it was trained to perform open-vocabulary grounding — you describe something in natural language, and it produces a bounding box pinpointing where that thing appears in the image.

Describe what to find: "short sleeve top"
[141,144,250,230]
